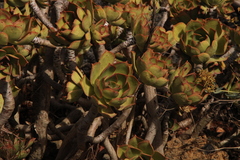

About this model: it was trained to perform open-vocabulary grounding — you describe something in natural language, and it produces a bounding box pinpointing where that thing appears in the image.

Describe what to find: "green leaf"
[81,10,92,32]
[25,138,35,149]
[179,61,192,77]
[188,93,203,104]
[66,82,83,102]
[17,31,38,45]
[105,6,121,22]
[140,70,168,88]
[186,20,202,31]
[90,51,115,84]
[0,32,8,45]
[172,22,186,42]
[191,52,210,64]
[129,136,144,148]
[113,62,131,75]
[172,93,190,106]
[80,75,94,96]
[108,97,127,108]
[102,88,119,99]
[117,145,128,159]
[126,75,140,95]
[3,25,22,43]
[125,146,142,158]
[71,67,83,84]
[138,141,154,155]
[76,7,86,21]
[69,25,85,40]
[152,151,165,160]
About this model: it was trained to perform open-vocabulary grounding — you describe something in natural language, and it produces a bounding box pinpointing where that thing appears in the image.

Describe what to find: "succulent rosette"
[50,2,109,54]
[169,0,200,24]
[49,2,92,54]
[149,26,172,52]
[170,61,208,106]
[80,51,140,117]
[135,49,173,88]
[0,46,28,82]
[178,19,228,64]
[94,4,126,26]
[0,9,40,45]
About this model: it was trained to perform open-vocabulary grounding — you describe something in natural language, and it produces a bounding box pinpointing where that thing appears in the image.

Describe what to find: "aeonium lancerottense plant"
[80,51,141,117]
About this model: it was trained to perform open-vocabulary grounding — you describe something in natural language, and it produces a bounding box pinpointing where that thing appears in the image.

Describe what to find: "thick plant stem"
[54,0,69,20]
[30,0,57,32]
[90,107,132,144]
[0,81,15,129]
[28,48,54,160]
[55,104,98,160]
[104,137,118,160]
[144,85,160,143]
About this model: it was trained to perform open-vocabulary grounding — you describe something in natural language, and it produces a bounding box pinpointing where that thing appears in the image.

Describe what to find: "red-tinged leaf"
[68,40,81,50]
[129,136,144,148]
[90,51,115,84]
[0,32,8,45]
[97,104,116,118]
[138,140,154,155]
[125,146,142,158]
[79,75,94,96]
[117,145,128,159]
[3,25,22,43]
[17,31,39,44]
[81,10,92,32]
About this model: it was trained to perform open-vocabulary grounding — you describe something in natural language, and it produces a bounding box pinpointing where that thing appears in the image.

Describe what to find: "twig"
[198,146,240,152]
[219,128,240,147]
[32,37,57,48]
[156,110,171,155]
[96,44,106,58]
[30,0,57,32]
[89,107,132,144]
[178,118,193,129]
[54,0,69,21]
[0,81,15,128]
[66,49,77,72]
[55,104,98,160]
[110,31,135,54]
[55,107,85,129]
[53,47,65,83]
[48,121,65,140]
[103,137,118,160]
[87,116,103,137]
[135,115,148,130]
[126,106,135,144]
[192,104,222,138]
[156,4,170,27]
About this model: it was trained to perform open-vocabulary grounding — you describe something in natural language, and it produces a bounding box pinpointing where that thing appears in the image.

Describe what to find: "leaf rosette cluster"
[0,9,40,45]
[170,61,208,106]
[50,2,109,54]
[0,46,28,82]
[80,51,140,117]
[135,49,173,88]
[176,19,228,64]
